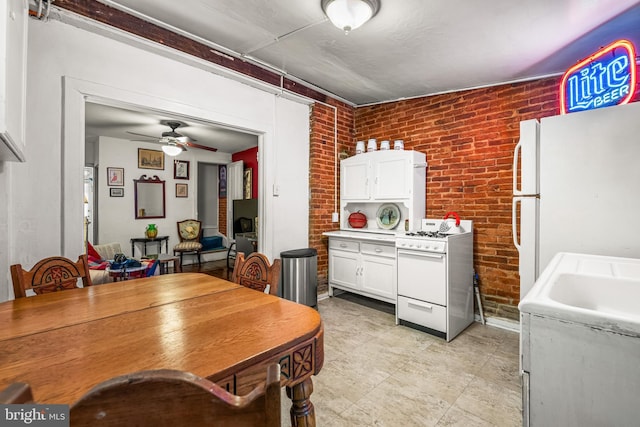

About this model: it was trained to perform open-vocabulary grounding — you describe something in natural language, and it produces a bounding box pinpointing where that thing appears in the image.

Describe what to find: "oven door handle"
[408,300,434,311]
[397,250,444,259]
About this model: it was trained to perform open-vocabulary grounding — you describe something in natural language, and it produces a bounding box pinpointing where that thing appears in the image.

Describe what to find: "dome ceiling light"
[321,0,380,34]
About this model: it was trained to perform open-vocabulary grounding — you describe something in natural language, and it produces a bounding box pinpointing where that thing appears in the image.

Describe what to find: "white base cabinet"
[328,237,396,304]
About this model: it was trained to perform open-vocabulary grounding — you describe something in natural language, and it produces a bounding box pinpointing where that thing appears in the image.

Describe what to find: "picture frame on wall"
[110,187,124,197]
[174,160,190,180]
[243,168,252,199]
[176,183,188,198]
[138,148,164,170]
[219,165,227,198]
[107,167,124,186]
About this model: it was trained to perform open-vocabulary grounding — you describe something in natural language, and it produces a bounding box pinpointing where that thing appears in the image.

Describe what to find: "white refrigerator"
[512,101,640,300]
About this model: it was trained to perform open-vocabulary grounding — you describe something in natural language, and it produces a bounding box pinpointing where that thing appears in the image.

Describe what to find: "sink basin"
[519,252,640,335]
[547,273,640,321]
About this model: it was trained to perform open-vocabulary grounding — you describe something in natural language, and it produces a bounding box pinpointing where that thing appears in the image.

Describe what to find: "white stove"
[396,219,472,253]
[396,218,474,341]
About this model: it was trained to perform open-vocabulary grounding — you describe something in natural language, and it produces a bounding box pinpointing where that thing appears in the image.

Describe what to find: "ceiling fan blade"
[183,141,217,152]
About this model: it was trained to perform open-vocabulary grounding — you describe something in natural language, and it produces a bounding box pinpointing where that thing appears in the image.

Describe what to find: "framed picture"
[219,165,227,198]
[176,183,188,198]
[138,148,164,170]
[110,187,124,197]
[243,168,252,199]
[174,160,190,180]
[107,167,124,186]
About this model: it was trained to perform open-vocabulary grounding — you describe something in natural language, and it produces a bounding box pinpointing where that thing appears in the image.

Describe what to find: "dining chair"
[226,234,257,269]
[0,382,33,404]
[173,219,203,266]
[70,364,281,427]
[232,252,281,296]
[10,255,93,299]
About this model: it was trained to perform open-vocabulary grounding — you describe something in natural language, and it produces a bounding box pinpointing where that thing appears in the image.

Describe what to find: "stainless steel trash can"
[280,248,317,307]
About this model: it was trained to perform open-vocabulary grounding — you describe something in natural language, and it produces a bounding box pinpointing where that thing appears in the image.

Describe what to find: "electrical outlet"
[273,184,280,196]
[331,212,339,222]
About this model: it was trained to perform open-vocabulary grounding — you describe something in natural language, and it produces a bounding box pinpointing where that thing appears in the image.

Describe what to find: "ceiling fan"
[126,121,217,156]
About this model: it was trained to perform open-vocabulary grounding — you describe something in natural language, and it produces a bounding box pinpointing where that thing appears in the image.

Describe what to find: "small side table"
[156,254,181,275]
[130,236,169,257]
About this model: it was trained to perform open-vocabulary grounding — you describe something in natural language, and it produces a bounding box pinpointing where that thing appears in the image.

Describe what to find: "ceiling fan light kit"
[321,0,380,34]
[161,143,183,157]
[126,120,218,154]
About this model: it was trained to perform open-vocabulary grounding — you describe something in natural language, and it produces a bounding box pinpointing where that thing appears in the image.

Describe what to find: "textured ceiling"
[95,0,640,105]
[83,0,640,152]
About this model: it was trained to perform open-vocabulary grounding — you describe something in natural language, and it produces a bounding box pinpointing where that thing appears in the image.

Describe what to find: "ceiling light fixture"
[161,142,183,157]
[321,0,380,34]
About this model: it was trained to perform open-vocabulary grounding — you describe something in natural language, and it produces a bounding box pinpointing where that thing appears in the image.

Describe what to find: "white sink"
[519,252,640,335]
[547,273,640,321]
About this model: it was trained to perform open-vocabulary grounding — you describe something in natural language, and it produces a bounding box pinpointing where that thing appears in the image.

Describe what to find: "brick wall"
[355,77,562,319]
[309,100,354,293]
[314,77,640,320]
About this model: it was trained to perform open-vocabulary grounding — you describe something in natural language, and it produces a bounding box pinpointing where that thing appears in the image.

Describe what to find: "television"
[232,199,257,238]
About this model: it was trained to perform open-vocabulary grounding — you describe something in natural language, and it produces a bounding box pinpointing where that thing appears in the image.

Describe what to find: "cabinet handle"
[340,243,348,248]
[408,300,433,311]
[374,248,382,253]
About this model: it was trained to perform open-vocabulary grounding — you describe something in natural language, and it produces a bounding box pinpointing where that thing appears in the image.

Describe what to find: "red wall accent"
[232,147,258,199]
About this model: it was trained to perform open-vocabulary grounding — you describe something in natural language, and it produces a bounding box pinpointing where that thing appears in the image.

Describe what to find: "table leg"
[286,378,315,427]
[131,242,135,258]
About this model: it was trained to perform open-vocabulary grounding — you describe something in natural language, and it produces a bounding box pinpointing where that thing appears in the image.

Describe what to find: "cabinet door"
[361,253,396,300]
[0,0,27,161]
[341,158,370,200]
[329,249,359,290]
[373,156,411,199]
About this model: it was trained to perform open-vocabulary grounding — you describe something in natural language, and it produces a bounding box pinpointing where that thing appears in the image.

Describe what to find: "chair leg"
[197,252,201,266]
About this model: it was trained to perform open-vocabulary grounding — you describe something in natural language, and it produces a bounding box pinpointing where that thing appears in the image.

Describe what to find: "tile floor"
[283,294,522,426]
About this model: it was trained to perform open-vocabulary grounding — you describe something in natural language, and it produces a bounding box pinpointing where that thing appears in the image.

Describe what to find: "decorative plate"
[376,203,401,230]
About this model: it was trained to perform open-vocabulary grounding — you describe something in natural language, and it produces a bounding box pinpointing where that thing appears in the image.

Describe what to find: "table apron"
[214,329,324,396]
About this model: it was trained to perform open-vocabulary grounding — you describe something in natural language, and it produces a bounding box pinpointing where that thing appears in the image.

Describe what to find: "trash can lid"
[280,248,317,258]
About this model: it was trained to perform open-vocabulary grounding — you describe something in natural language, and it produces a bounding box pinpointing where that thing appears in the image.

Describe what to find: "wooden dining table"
[0,273,324,426]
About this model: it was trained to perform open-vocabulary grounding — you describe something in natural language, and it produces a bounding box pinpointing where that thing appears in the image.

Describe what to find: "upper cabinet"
[0,0,28,162]
[340,150,427,232]
[341,151,426,202]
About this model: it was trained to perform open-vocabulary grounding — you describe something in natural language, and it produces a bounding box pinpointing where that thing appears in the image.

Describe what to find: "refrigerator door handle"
[513,140,523,196]
[513,197,522,251]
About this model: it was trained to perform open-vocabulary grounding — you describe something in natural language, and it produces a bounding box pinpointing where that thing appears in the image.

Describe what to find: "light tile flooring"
[282,294,522,426]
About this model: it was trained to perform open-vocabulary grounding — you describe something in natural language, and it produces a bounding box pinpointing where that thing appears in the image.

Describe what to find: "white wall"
[0,15,310,301]
[95,136,229,257]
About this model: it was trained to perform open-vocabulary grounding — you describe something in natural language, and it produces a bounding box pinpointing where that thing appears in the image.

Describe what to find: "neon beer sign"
[560,39,636,114]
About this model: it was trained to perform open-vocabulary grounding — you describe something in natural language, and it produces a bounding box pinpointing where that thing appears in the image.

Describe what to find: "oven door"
[397,249,446,305]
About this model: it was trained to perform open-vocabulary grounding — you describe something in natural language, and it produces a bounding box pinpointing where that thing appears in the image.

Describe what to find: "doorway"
[197,162,220,238]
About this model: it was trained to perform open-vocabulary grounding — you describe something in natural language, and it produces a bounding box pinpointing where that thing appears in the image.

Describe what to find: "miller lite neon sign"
[560,39,637,114]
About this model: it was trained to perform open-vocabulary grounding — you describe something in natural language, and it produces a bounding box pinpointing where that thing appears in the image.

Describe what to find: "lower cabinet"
[328,237,396,303]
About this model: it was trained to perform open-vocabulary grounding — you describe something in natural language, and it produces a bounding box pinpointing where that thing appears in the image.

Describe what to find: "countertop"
[323,229,400,243]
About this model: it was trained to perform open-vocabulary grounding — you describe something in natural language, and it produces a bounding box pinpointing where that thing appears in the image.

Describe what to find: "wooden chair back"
[10,255,93,299]
[70,364,281,427]
[0,383,33,404]
[232,252,281,296]
[176,219,203,243]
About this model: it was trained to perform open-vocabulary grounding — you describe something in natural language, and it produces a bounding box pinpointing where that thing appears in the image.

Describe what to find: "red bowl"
[348,211,367,228]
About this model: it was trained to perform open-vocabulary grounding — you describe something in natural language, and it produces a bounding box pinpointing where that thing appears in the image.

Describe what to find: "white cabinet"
[0,0,28,162]
[340,150,426,232]
[341,150,425,202]
[328,237,396,303]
